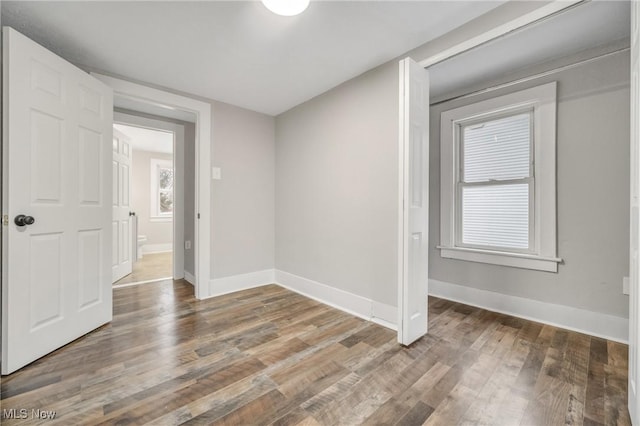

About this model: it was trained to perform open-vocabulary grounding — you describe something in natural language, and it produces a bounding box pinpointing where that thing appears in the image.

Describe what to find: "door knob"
[129,211,136,216]
[14,215,35,227]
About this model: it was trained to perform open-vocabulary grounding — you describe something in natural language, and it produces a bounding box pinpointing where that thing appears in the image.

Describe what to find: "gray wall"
[183,122,196,276]
[273,1,563,309]
[274,11,630,320]
[212,101,275,279]
[131,149,173,247]
[275,62,399,305]
[429,51,630,318]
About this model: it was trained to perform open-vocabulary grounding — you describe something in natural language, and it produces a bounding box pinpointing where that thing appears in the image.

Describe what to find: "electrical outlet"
[184,240,192,250]
[623,276,630,295]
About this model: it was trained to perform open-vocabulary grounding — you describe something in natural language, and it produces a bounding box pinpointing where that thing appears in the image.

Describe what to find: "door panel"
[112,128,133,282]
[2,27,113,374]
[398,57,430,345]
[79,128,102,205]
[78,229,102,308]
[31,110,63,202]
[30,233,63,328]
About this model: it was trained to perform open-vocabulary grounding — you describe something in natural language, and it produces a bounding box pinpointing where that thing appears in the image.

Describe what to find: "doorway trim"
[92,73,211,299]
[114,112,186,282]
[418,0,583,69]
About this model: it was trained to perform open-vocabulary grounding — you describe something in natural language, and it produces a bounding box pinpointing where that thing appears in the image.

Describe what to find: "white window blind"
[459,112,532,250]
[462,113,531,182]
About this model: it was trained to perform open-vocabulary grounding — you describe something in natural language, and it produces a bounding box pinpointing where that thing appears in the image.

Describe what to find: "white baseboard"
[198,269,627,343]
[371,300,398,330]
[429,279,629,344]
[275,270,397,331]
[184,271,196,286]
[142,243,173,254]
[208,269,275,298]
[201,268,396,330]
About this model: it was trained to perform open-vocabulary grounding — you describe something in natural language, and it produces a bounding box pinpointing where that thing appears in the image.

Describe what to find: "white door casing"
[1,27,113,374]
[629,0,640,422]
[397,57,430,345]
[92,73,210,299]
[112,128,133,282]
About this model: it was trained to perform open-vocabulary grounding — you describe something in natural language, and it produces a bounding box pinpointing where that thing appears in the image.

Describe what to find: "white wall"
[429,51,630,319]
[132,149,173,250]
[275,62,399,306]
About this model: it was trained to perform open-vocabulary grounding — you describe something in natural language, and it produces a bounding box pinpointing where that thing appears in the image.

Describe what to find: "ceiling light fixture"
[261,0,310,16]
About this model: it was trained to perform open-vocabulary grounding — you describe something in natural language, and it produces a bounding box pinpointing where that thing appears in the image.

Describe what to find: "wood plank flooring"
[113,251,173,286]
[0,280,630,425]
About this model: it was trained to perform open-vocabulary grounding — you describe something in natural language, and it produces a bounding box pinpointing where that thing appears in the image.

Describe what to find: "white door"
[629,1,640,422]
[112,128,133,282]
[1,27,113,374]
[397,58,430,345]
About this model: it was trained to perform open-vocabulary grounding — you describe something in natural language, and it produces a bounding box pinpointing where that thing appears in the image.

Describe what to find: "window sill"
[150,216,172,223]
[437,246,561,272]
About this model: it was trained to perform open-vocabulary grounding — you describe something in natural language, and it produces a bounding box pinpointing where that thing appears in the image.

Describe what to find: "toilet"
[137,235,147,260]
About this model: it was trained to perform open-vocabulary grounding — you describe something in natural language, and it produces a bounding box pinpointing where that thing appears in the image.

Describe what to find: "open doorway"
[112,123,176,286]
[109,109,194,289]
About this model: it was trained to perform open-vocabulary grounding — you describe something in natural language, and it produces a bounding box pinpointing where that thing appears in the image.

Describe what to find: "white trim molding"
[418,1,584,69]
[438,246,561,273]
[202,269,397,330]
[208,269,276,298]
[371,301,398,330]
[430,279,628,343]
[275,270,397,330]
[142,243,173,254]
[112,277,173,288]
[193,268,627,343]
[91,73,211,300]
[184,271,196,286]
[439,82,559,272]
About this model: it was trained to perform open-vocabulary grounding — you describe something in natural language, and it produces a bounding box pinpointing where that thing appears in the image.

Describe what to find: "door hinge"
[2,215,8,226]
[197,213,200,219]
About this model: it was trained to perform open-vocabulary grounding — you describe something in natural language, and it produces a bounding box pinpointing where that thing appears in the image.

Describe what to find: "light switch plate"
[212,167,222,180]
[624,276,630,295]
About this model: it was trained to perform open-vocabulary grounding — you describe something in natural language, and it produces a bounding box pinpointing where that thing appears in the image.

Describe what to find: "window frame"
[439,82,561,272]
[455,108,535,254]
[150,158,174,221]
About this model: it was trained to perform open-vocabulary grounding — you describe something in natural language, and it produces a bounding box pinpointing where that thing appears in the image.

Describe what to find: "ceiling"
[1,0,505,116]
[429,0,631,101]
[114,124,174,154]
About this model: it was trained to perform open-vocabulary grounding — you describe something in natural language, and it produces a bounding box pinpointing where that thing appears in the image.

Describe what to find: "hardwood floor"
[113,251,173,286]
[0,280,630,425]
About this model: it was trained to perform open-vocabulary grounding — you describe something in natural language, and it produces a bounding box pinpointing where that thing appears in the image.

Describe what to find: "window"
[150,158,173,220]
[439,82,561,272]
